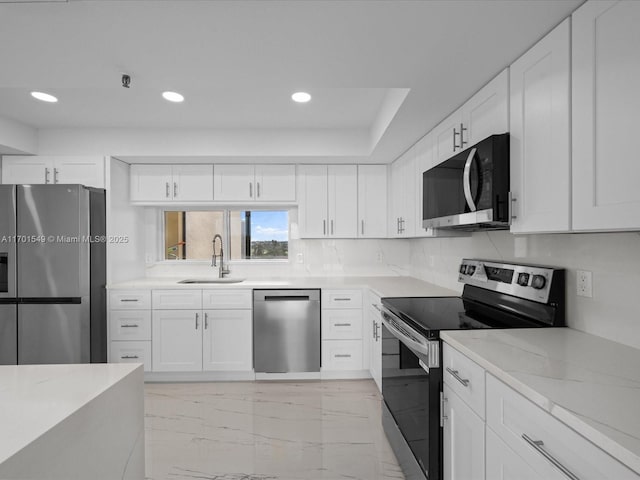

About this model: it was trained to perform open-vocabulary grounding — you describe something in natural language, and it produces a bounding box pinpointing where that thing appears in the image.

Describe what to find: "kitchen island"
[0,363,144,479]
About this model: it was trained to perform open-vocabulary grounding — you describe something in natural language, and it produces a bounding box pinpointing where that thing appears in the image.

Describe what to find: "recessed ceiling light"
[31,91,58,103]
[162,91,184,103]
[291,91,311,103]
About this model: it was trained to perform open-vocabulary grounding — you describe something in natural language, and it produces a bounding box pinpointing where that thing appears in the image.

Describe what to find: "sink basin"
[178,278,245,284]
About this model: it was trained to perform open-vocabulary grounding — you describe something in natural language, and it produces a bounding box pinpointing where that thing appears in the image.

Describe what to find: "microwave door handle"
[463,147,478,212]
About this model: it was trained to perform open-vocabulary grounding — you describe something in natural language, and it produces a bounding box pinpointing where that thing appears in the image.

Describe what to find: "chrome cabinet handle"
[453,127,459,151]
[257,182,260,198]
[522,434,580,480]
[121,324,139,328]
[323,220,326,235]
[335,354,351,358]
[121,355,139,359]
[361,220,364,236]
[446,367,470,387]
[460,123,467,148]
[463,147,478,212]
[334,298,351,301]
[195,313,199,330]
[249,182,253,198]
[165,182,170,198]
[204,312,208,330]
[334,323,351,327]
[509,192,517,220]
[45,168,50,184]
[120,299,139,302]
[331,219,334,235]
[173,182,178,198]
[53,168,59,184]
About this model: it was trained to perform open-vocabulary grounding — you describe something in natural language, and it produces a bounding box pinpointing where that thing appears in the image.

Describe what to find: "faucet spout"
[211,234,229,278]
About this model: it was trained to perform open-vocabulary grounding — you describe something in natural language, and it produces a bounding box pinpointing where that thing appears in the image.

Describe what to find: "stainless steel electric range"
[380,259,565,480]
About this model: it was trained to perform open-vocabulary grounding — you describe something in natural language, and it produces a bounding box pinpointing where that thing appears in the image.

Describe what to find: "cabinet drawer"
[110,341,151,372]
[322,289,362,309]
[109,290,151,310]
[152,289,202,309]
[322,340,363,370]
[202,289,251,309]
[443,342,486,419]
[486,374,639,480]
[321,309,362,340]
[110,310,151,341]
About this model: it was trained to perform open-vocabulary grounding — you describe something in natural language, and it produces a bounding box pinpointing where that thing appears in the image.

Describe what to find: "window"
[164,210,289,261]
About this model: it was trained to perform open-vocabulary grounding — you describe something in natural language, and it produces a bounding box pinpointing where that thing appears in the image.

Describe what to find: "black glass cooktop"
[382,295,544,339]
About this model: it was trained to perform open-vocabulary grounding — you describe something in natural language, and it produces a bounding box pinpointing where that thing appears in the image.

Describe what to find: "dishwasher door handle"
[264,295,310,301]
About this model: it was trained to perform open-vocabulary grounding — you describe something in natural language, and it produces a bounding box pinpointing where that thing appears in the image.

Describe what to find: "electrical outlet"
[296,253,304,264]
[577,270,593,298]
[376,252,384,263]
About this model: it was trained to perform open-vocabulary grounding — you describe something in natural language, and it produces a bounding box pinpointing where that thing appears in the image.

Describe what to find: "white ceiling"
[0,0,583,162]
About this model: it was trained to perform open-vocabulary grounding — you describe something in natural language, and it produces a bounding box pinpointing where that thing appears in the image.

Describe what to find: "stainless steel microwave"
[422,133,510,231]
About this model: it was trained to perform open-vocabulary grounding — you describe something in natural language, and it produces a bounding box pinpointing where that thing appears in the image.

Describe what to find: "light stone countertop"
[441,328,640,475]
[0,363,141,466]
[107,275,460,299]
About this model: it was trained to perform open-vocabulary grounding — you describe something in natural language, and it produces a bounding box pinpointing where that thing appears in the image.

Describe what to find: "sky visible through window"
[247,211,288,241]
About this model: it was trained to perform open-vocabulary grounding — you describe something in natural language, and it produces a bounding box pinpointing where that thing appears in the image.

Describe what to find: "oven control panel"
[458,259,562,304]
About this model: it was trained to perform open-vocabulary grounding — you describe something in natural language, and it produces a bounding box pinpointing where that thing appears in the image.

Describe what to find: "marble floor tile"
[144,380,404,480]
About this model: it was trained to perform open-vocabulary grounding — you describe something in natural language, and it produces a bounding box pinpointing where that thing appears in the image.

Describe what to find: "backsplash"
[409,231,640,350]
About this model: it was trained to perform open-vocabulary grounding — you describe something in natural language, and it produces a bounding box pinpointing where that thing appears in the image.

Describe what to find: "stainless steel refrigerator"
[0,184,106,365]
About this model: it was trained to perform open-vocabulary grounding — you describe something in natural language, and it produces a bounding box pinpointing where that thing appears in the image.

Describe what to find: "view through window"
[164,210,288,261]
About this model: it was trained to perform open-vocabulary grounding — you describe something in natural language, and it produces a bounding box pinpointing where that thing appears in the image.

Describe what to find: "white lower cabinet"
[109,290,152,371]
[321,289,364,372]
[152,309,203,372]
[486,427,543,480]
[202,309,252,371]
[109,341,152,372]
[443,384,485,480]
[322,340,363,371]
[368,291,382,392]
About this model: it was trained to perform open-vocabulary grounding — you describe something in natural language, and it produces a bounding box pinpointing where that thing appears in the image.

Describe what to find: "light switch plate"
[577,270,593,298]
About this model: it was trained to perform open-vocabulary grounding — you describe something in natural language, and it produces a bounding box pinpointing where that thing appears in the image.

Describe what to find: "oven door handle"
[381,312,429,358]
[381,308,440,369]
[463,147,478,212]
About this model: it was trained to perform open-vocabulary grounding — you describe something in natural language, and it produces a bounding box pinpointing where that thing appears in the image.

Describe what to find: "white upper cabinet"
[389,148,416,237]
[572,0,640,231]
[510,18,571,233]
[214,164,296,202]
[434,69,509,165]
[298,164,358,238]
[1,155,105,188]
[357,165,387,238]
[130,164,213,202]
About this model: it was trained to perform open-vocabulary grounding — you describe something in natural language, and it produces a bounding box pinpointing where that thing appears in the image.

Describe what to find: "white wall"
[409,231,640,350]
[0,116,37,154]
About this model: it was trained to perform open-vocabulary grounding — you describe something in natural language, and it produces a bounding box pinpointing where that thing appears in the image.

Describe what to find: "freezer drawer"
[0,304,17,365]
[18,303,90,364]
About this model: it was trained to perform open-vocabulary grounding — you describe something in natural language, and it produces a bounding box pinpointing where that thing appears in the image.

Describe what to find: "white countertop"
[107,275,460,299]
[441,328,640,474]
[0,363,141,465]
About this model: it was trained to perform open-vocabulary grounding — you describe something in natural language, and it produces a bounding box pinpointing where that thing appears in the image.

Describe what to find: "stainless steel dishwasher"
[253,289,321,373]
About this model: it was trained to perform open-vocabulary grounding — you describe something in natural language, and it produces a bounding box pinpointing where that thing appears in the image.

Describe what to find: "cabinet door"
[486,427,546,480]
[368,298,382,393]
[443,385,485,480]
[130,165,173,202]
[398,151,416,237]
[202,309,252,371]
[389,157,403,237]
[255,164,296,202]
[151,310,202,372]
[171,165,214,201]
[213,164,255,201]
[510,19,570,233]
[1,156,52,184]
[298,165,328,238]
[463,68,509,146]
[328,165,358,238]
[54,156,105,188]
[110,341,152,372]
[357,165,387,238]
[572,0,640,231]
[434,109,464,164]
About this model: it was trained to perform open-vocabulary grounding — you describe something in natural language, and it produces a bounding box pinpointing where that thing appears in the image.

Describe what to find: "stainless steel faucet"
[211,234,230,278]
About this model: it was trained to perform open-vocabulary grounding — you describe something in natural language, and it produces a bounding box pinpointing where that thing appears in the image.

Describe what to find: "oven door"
[381,321,442,480]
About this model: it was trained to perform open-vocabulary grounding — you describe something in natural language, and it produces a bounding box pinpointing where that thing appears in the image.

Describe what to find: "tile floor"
[144,380,404,480]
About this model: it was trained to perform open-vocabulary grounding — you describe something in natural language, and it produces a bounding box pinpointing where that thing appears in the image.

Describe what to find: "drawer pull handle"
[522,434,580,480]
[335,354,351,358]
[334,298,351,302]
[372,303,382,312]
[121,355,139,359]
[121,324,139,328]
[334,323,351,327]
[446,367,469,387]
[120,299,139,302]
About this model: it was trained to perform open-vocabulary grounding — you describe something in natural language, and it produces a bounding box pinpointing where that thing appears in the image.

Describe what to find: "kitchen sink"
[178,278,245,284]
